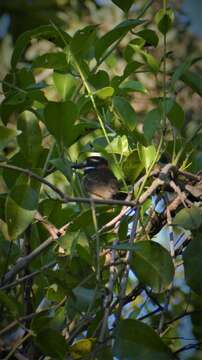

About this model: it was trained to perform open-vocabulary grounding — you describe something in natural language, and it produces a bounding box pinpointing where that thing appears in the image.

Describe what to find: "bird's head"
[71,156,109,174]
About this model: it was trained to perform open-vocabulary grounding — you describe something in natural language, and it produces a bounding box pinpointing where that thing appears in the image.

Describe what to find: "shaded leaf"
[95,19,144,60]
[183,234,202,296]
[33,52,67,70]
[43,100,78,147]
[113,319,173,360]
[143,108,162,141]
[35,328,68,360]
[0,290,19,317]
[137,29,159,47]
[180,70,202,97]
[70,25,97,56]
[173,206,202,230]
[155,8,174,35]
[111,0,134,13]
[109,241,174,292]
[11,25,71,68]
[113,96,136,130]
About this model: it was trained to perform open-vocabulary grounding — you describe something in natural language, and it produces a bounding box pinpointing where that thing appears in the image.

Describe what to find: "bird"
[71,156,120,200]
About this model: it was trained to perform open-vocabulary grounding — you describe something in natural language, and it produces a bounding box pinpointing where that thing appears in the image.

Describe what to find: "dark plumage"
[71,156,119,199]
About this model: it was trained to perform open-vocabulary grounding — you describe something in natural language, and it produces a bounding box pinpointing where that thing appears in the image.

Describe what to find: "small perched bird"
[71,156,119,200]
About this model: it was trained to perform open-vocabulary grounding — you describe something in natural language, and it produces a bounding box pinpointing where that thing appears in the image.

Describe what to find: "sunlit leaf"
[6,184,38,239]
[53,72,78,100]
[138,144,157,170]
[17,111,42,166]
[0,126,21,151]
[119,80,148,94]
[94,86,114,99]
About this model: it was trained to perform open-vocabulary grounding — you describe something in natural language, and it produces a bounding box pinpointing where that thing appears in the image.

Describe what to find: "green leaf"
[70,25,97,56]
[109,241,174,292]
[155,8,174,35]
[72,287,98,312]
[2,68,35,95]
[180,70,202,97]
[119,80,148,94]
[0,126,21,151]
[111,0,134,13]
[6,184,38,239]
[143,108,162,141]
[35,328,68,360]
[171,58,193,84]
[0,290,19,317]
[94,86,114,99]
[173,206,202,230]
[70,338,95,359]
[6,92,27,105]
[123,150,144,182]
[50,158,73,182]
[95,19,144,60]
[44,100,78,148]
[137,29,159,47]
[17,111,42,166]
[88,70,110,89]
[105,135,129,155]
[138,144,157,170]
[113,96,136,130]
[183,234,202,295]
[11,25,71,68]
[53,72,77,100]
[113,319,173,360]
[32,52,67,70]
[122,61,143,79]
[163,99,184,130]
[141,51,159,73]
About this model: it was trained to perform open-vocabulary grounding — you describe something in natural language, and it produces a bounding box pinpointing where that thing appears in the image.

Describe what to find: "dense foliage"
[0,1,202,359]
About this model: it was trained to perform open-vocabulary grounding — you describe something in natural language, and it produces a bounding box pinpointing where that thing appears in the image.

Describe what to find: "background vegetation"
[0,1,202,359]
